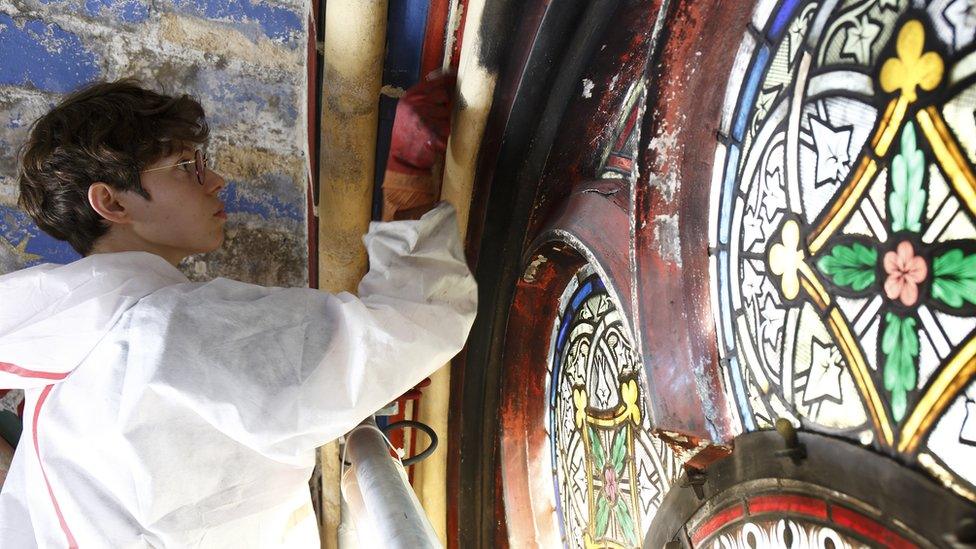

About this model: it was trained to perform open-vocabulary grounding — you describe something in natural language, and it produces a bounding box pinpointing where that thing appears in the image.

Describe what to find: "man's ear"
[88,183,131,224]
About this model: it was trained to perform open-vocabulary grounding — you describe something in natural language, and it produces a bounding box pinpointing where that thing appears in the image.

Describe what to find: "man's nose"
[205,169,225,195]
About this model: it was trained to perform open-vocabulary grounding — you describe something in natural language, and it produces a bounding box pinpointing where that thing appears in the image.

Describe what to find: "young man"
[0,79,476,547]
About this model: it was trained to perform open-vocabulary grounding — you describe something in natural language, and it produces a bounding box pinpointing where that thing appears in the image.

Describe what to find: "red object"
[690,503,745,546]
[832,504,917,549]
[33,385,79,548]
[420,0,451,78]
[419,0,468,76]
[447,0,468,73]
[0,361,69,381]
[747,494,828,519]
[690,493,918,548]
[386,74,455,175]
[306,2,320,289]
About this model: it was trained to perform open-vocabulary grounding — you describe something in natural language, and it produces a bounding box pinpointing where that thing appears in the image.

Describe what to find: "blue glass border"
[715,0,800,429]
[768,0,803,41]
[728,356,756,431]
[732,44,771,142]
[718,144,740,246]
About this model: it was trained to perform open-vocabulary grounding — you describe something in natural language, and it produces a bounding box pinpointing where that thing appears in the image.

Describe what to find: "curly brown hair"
[17,78,210,256]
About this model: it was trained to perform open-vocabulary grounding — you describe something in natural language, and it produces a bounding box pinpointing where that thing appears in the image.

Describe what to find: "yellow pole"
[411,0,498,543]
[317,1,387,547]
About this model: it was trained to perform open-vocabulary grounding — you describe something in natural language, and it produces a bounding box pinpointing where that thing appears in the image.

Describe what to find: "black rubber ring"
[381,420,439,466]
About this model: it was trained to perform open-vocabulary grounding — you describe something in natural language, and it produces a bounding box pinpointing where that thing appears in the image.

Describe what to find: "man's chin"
[207,231,225,252]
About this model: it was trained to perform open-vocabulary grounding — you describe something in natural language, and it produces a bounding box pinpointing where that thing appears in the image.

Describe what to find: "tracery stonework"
[547,267,680,549]
[710,0,976,503]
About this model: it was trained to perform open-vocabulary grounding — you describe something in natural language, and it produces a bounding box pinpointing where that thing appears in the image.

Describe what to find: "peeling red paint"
[632,0,751,442]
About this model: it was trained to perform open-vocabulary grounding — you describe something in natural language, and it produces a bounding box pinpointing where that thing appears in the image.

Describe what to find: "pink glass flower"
[603,466,619,504]
[883,241,927,306]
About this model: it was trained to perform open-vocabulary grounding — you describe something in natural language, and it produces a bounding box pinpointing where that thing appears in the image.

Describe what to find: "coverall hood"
[0,251,187,389]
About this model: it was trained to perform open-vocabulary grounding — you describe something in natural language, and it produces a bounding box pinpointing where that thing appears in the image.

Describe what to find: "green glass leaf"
[615,498,638,546]
[595,495,610,538]
[817,242,878,292]
[611,428,628,474]
[889,122,926,233]
[932,249,976,308]
[881,313,918,421]
[589,426,605,471]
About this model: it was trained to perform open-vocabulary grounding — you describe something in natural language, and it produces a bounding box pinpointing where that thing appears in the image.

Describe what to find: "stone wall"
[0,0,310,287]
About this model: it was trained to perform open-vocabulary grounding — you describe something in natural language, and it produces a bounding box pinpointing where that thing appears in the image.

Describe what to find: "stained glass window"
[709,0,976,502]
[689,491,917,547]
[547,265,680,549]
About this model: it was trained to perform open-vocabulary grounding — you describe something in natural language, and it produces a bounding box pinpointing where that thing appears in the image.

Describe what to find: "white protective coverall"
[0,203,477,548]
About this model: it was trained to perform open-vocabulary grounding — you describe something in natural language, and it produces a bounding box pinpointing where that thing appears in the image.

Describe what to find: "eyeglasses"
[140,150,209,185]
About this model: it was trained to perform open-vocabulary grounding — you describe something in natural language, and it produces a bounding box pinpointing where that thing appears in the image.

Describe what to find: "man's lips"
[214,208,227,219]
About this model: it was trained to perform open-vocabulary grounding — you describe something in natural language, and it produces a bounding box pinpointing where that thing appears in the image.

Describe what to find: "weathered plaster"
[648,126,680,203]
[581,77,594,98]
[0,0,310,287]
[652,213,681,267]
[157,13,304,72]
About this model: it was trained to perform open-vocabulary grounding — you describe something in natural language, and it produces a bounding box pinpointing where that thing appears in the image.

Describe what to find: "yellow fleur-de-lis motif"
[879,20,943,102]
[620,379,641,425]
[573,387,587,429]
[769,219,805,300]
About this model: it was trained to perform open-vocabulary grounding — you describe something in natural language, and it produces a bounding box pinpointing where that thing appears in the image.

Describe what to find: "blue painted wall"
[0,0,310,287]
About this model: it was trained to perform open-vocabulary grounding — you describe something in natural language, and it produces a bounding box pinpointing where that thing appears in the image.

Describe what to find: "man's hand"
[386,73,454,175]
[382,73,455,221]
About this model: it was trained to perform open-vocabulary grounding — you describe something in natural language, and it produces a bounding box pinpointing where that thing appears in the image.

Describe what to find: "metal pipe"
[344,420,441,549]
